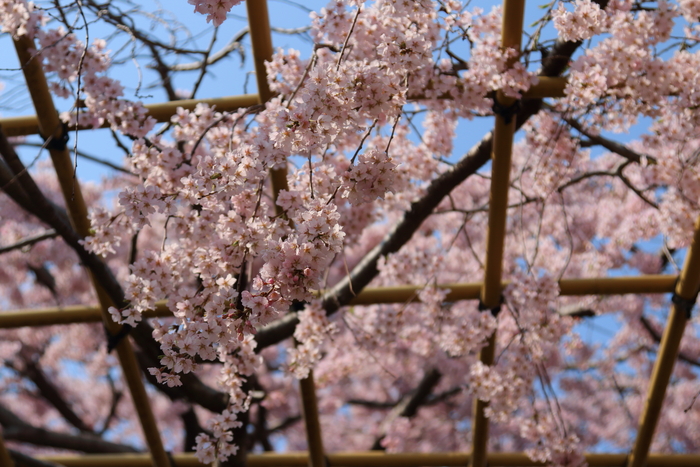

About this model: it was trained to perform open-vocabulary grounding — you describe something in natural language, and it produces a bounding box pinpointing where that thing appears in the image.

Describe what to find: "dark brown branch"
[371,368,442,450]
[347,399,395,409]
[639,315,700,368]
[557,305,596,318]
[0,128,127,307]
[0,229,57,255]
[0,155,37,211]
[18,352,93,433]
[97,375,123,436]
[269,414,302,433]
[181,406,206,452]
[133,343,230,414]
[558,111,656,166]
[349,384,463,410]
[14,142,134,175]
[253,404,274,452]
[557,161,658,209]
[0,404,138,454]
[83,1,203,55]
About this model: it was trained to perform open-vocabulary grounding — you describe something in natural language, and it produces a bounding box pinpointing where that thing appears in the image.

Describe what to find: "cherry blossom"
[1,0,700,465]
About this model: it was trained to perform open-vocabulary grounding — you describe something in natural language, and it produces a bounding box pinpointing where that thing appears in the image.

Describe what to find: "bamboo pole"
[246,0,288,200]
[408,76,567,101]
[13,35,171,467]
[471,2,526,466]
[0,94,260,137]
[522,76,567,98]
[34,452,700,467]
[627,217,700,467]
[0,275,679,328]
[299,372,327,467]
[0,436,14,467]
[0,76,566,138]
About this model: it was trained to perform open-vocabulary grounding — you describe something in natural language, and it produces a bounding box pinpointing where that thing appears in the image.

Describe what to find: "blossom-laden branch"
[256,0,611,350]
[0,127,232,413]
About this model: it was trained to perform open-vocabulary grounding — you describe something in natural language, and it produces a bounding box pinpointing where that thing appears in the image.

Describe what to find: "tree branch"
[254,16,601,349]
[0,127,231,414]
[168,28,249,71]
[14,142,134,175]
[0,404,138,454]
[639,315,700,368]
[371,368,442,450]
[0,230,57,255]
[181,406,206,452]
[14,349,94,433]
[556,110,656,166]
[269,414,302,433]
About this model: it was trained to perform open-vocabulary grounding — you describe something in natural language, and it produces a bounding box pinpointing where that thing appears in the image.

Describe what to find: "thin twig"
[0,230,58,255]
[336,5,362,70]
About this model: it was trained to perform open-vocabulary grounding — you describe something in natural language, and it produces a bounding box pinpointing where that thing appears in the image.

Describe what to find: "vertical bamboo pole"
[246,2,325,466]
[13,35,171,467]
[627,216,700,467]
[246,0,288,198]
[299,372,327,467]
[0,436,14,467]
[471,2,526,467]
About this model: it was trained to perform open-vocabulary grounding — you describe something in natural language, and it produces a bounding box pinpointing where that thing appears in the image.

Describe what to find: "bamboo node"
[672,289,697,319]
[106,323,133,353]
[491,98,521,124]
[478,299,503,317]
[42,120,70,151]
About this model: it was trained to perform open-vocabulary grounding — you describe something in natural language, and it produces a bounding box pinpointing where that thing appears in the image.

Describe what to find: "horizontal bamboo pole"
[409,77,568,101]
[0,76,568,138]
[522,76,567,98]
[0,94,260,137]
[35,452,700,467]
[0,275,678,329]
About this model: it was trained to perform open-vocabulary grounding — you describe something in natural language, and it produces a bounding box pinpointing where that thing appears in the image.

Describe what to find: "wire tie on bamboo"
[105,322,133,353]
[42,120,70,151]
[478,297,503,317]
[491,98,521,125]
[672,278,698,319]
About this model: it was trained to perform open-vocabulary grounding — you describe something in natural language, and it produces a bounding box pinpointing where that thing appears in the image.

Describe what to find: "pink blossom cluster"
[342,148,400,205]
[5,0,700,463]
[552,0,607,42]
[288,301,338,378]
[521,111,582,197]
[35,28,155,138]
[187,0,243,26]
[0,0,37,38]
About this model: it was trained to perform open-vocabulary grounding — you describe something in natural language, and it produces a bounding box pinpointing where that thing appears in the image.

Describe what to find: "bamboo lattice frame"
[0,0,698,466]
